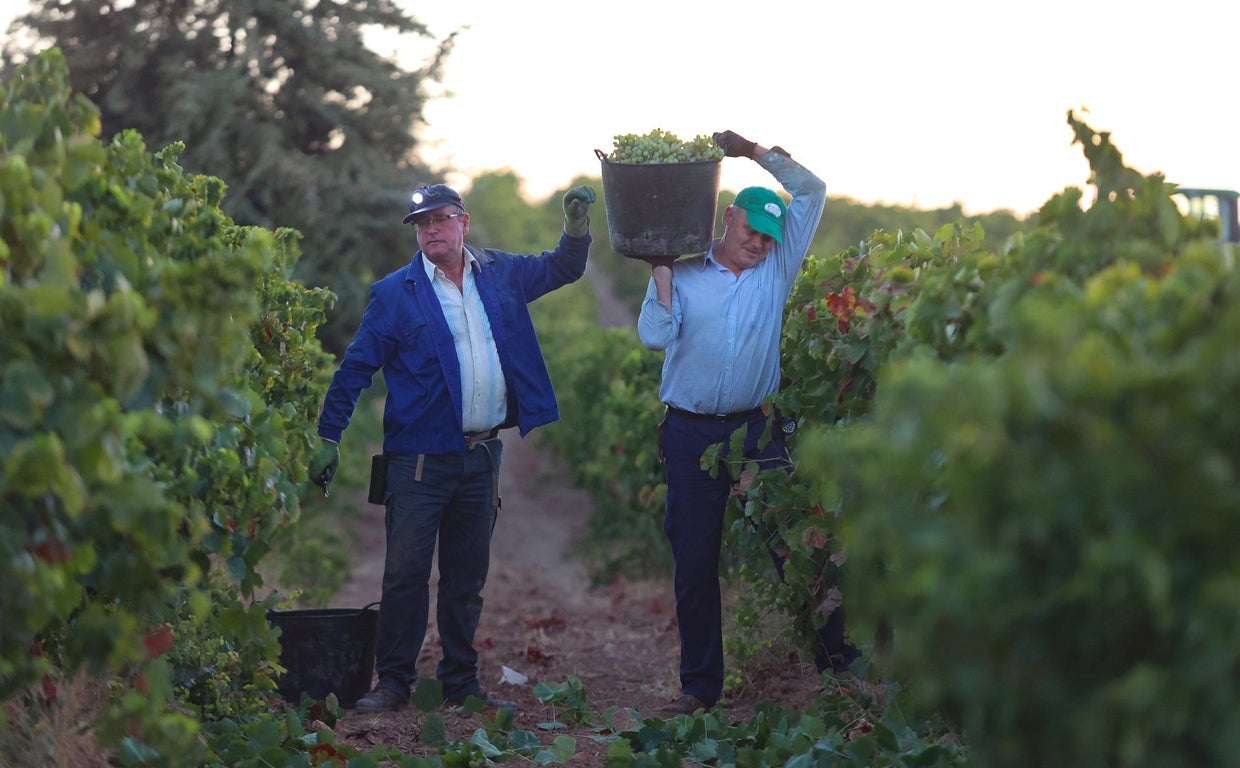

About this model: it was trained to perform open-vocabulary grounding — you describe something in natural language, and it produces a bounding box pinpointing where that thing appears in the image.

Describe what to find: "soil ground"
[324,427,831,765]
[319,263,834,764]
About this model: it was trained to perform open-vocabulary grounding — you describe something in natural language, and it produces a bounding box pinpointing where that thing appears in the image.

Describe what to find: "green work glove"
[563,185,596,237]
[308,438,340,496]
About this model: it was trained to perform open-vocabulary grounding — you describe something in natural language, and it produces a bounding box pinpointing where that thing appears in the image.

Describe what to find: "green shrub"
[0,49,334,763]
[785,113,1240,766]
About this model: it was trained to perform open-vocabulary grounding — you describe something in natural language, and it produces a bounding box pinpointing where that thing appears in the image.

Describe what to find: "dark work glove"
[308,438,340,497]
[563,185,597,237]
[713,130,757,159]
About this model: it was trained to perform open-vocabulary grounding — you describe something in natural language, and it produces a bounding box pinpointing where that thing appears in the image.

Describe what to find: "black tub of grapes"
[595,129,722,263]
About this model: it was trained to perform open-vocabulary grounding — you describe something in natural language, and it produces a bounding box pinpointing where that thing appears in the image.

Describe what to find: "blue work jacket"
[317,233,590,454]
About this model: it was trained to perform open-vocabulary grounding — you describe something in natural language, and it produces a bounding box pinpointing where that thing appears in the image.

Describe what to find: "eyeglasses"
[413,212,465,230]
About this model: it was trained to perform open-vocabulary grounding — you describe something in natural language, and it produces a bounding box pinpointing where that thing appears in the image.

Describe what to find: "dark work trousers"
[372,439,502,702]
[660,409,855,707]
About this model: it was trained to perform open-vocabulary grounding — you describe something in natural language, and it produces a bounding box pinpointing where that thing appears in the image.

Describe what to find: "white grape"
[607,128,724,164]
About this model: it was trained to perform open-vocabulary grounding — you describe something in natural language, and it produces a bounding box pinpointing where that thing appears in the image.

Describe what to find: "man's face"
[413,207,470,266]
[714,205,776,273]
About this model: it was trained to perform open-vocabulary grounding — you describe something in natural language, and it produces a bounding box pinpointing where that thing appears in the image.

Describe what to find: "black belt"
[666,406,763,423]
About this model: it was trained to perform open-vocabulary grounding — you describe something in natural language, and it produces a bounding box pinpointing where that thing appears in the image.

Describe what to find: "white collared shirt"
[424,251,508,432]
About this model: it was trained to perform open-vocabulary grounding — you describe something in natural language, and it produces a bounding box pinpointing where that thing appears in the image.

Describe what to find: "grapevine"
[607,128,723,164]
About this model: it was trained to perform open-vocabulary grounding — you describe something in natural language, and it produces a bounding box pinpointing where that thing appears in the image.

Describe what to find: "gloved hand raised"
[713,130,757,159]
[308,438,340,497]
[563,185,597,237]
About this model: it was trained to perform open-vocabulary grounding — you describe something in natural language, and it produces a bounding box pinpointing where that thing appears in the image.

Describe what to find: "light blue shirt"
[637,151,826,414]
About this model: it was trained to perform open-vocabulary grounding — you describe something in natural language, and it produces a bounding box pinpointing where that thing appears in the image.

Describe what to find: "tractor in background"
[1172,187,1239,245]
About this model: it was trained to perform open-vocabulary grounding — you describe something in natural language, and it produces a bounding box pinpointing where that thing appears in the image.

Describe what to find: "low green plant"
[533,675,594,728]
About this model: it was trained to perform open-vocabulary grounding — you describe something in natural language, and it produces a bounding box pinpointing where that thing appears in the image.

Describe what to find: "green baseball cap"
[733,186,787,243]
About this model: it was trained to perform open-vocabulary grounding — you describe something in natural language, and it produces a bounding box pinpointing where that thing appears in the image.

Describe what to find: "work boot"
[354,686,408,712]
[655,693,709,719]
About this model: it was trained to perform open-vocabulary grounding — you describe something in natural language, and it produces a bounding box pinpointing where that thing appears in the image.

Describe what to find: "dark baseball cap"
[402,184,464,224]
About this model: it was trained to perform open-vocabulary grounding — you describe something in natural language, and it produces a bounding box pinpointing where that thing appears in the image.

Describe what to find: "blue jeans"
[661,410,855,706]
[372,441,502,701]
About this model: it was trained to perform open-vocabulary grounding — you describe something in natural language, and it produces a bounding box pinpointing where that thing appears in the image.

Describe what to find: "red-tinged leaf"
[136,673,149,694]
[477,636,495,650]
[310,743,347,762]
[41,674,57,701]
[845,718,875,741]
[31,540,71,563]
[826,286,857,321]
[522,614,567,631]
[837,378,855,404]
[809,505,825,518]
[807,306,816,322]
[143,626,174,658]
[525,645,548,664]
[801,527,829,551]
[816,586,844,619]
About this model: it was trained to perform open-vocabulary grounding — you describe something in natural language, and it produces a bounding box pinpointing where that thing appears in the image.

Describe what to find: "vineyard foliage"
[0,49,334,762]
[779,115,1240,766]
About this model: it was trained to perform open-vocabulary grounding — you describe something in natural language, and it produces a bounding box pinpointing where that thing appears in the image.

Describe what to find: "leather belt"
[464,427,500,450]
[666,406,763,423]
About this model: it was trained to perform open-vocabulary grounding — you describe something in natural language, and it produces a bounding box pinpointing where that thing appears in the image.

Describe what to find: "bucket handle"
[362,600,380,612]
[594,148,609,164]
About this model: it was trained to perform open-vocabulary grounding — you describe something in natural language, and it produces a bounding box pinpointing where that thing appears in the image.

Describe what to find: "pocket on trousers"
[368,454,389,504]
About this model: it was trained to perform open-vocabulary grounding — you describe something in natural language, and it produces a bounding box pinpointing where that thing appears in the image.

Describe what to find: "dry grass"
[1,672,111,768]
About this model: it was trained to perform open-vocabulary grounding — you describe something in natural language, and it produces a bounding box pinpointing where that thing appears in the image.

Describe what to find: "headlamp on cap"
[402,183,464,225]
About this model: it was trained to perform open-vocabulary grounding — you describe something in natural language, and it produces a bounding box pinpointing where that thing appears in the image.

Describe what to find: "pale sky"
[3,1,1238,216]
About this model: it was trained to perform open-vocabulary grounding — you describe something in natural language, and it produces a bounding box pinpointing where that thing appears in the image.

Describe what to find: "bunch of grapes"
[607,128,724,164]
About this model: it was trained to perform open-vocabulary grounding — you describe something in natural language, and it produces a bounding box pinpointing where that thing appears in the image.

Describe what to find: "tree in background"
[459,169,558,253]
[1,0,454,355]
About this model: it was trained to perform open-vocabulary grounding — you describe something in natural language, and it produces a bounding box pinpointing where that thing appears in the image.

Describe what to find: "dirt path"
[328,426,690,763]
[326,266,826,763]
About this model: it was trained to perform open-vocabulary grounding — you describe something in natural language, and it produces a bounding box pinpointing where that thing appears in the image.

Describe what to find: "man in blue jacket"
[308,182,596,712]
